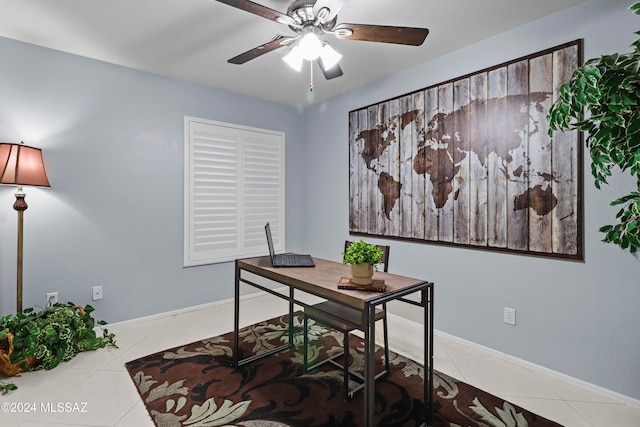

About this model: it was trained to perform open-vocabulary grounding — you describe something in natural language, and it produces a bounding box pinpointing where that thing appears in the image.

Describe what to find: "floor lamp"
[0,142,50,313]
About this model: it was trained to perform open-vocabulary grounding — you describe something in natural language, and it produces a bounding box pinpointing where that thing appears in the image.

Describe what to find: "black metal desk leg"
[289,287,294,346]
[233,261,240,367]
[364,303,376,426]
[423,286,434,426]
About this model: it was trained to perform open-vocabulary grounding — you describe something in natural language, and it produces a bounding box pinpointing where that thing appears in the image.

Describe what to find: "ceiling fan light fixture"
[319,43,342,70]
[298,32,323,60]
[283,45,304,72]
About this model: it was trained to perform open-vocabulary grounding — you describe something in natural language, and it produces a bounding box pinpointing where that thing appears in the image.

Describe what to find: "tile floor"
[2,293,640,427]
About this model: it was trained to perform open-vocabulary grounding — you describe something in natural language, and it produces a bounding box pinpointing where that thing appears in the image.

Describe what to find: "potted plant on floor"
[547,2,640,254]
[0,302,117,393]
[343,239,384,285]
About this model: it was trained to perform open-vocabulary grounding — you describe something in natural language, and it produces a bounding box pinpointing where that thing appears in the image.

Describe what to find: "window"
[184,117,285,266]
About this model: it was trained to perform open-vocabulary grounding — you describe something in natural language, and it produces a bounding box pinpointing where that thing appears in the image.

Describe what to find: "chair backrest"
[344,241,390,272]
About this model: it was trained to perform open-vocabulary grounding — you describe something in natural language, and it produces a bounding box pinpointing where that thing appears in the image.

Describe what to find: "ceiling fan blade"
[228,36,293,64]
[313,0,347,24]
[333,23,429,46]
[317,58,343,80]
[216,0,297,27]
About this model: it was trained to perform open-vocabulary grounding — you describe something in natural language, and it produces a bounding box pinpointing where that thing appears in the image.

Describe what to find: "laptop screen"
[265,223,276,262]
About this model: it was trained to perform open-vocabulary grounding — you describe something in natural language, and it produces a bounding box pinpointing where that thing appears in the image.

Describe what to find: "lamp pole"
[13,186,27,312]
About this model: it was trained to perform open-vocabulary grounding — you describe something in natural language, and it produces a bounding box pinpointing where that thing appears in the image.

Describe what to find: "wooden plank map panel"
[348,40,583,259]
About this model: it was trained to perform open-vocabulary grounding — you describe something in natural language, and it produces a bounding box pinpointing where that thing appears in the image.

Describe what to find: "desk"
[234,256,434,426]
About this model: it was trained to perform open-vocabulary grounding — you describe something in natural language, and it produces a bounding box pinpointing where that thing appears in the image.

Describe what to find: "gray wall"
[302,0,640,400]
[0,37,305,322]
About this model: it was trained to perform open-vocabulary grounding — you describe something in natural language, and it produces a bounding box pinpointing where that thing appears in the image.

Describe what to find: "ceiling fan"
[216,0,430,80]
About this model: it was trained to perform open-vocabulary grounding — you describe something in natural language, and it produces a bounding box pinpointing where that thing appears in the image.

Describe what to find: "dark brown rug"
[125,312,562,427]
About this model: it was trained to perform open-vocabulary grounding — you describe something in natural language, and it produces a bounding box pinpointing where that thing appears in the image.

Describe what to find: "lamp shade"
[283,45,304,72]
[298,32,323,60]
[319,43,342,70]
[0,142,50,187]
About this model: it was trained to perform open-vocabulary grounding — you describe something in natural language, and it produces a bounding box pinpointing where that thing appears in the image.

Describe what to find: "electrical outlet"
[92,286,103,301]
[46,292,58,307]
[504,307,516,326]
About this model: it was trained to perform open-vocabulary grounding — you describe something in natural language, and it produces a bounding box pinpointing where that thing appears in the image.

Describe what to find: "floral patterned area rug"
[125,313,563,427]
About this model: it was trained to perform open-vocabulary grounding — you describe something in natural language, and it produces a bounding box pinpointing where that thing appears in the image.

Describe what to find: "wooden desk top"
[237,256,429,309]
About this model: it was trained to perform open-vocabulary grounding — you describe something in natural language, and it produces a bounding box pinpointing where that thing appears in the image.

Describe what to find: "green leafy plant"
[547,2,640,254]
[0,302,117,392]
[343,239,384,266]
[0,379,17,395]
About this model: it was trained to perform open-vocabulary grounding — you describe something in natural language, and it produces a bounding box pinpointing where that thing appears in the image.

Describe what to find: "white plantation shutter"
[184,117,285,266]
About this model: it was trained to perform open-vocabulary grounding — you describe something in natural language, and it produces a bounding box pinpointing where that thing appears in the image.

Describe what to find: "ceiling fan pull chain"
[307,63,314,102]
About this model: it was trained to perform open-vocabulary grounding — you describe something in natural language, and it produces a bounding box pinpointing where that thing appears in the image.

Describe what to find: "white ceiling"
[0,0,586,108]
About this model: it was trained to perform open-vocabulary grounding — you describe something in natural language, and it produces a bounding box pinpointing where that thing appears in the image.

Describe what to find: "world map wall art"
[349,40,583,259]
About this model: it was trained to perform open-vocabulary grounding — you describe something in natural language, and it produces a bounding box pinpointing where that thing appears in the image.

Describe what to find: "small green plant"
[343,239,383,266]
[0,379,17,395]
[0,302,117,392]
[547,2,640,254]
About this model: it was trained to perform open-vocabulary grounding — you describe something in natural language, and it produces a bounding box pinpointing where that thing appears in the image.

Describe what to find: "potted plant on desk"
[342,239,383,285]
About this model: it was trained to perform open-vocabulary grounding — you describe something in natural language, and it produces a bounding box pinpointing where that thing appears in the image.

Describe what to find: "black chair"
[303,241,390,399]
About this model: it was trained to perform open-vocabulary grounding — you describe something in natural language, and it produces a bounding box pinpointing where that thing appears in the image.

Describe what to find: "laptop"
[265,223,315,267]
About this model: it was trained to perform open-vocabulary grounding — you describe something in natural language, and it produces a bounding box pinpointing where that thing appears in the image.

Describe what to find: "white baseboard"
[388,312,640,410]
[104,291,262,328]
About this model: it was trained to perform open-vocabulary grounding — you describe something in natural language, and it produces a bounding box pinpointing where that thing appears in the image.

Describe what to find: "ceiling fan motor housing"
[286,0,337,31]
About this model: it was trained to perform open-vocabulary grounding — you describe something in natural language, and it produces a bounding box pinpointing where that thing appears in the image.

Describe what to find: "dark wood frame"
[349,40,583,260]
